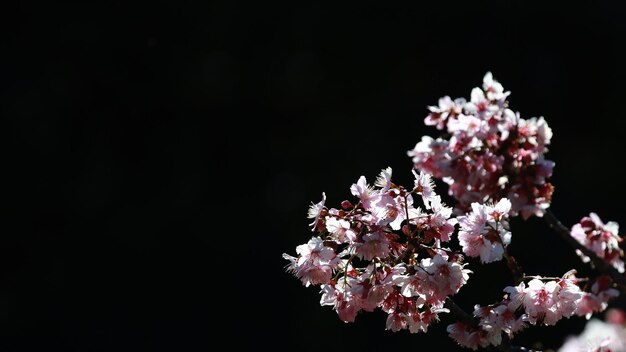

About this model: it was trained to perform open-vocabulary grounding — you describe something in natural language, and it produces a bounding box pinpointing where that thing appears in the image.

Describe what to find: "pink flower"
[392,253,471,310]
[353,229,391,260]
[390,202,423,231]
[425,96,466,130]
[523,279,559,325]
[471,303,526,346]
[447,322,483,350]
[392,269,426,300]
[369,191,405,229]
[386,312,408,332]
[492,304,527,337]
[422,196,457,242]
[511,277,586,326]
[407,136,450,178]
[353,264,400,311]
[515,116,553,155]
[307,192,326,231]
[464,87,498,119]
[320,282,360,323]
[375,167,393,190]
[575,276,620,319]
[412,169,437,209]
[457,199,512,263]
[283,237,339,287]
[504,282,527,311]
[325,216,356,243]
[575,294,604,320]
[350,176,375,208]
[419,254,471,303]
[571,213,624,273]
[482,72,510,103]
[410,306,449,333]
[447,113,486,137]
[557,279,584,319]
[489,198,512,222]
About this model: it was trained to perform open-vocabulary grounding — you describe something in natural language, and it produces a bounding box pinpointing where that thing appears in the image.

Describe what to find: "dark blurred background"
[2,1,626,351]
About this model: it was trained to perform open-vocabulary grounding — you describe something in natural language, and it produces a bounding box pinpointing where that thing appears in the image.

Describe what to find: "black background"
[3,1,626,351]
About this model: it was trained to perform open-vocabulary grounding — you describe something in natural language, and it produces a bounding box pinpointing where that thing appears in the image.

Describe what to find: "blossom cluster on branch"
[448,273,618,350]
[283,73,625,351]
[283,168,472,331]
[571,213,624,274]
[409,73,554,219]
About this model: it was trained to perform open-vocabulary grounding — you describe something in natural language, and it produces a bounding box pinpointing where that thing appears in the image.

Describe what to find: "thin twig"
[522,275,588,282]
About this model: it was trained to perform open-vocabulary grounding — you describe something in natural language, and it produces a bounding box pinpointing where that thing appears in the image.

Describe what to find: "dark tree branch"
[444,298,475,326]
[543,209,626,291]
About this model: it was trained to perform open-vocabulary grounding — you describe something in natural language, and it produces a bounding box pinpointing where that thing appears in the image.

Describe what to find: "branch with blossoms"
[283,73,625,351]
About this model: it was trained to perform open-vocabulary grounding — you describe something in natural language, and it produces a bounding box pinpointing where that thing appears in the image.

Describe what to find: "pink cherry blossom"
[283,236,339,287]
[482,72,510,102]
[353,263,402,312]
[575,276,620,319]
[409,306,449,333]
[503,282,527,311]
[421,196,457,242]
[417,253,472,305]
[385,311,408,332]
[375,166,393,190]
[448,300,527,350]
[307,192,326,231]
[407,136,450,178]
[412,169,437,209]
[523,279,561,325]
[325,216,356,243]
[350,176,375,208]
[447,322,484,350]
[353,229,391,260]
[492,304,527,337]
[571,213,624,273]
[425,96,466,130]
[464,87,498,120]
[446,113,486,137]
[320,280,360,323]
[457,199,512,263]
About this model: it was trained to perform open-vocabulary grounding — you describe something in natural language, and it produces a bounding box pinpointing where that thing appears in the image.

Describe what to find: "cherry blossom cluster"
[284,167,480,332]
[571,213,624,273]
[408,72,555,219]
[447,273,619,350]
[457,198,512,263]
[285,74,625,350]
